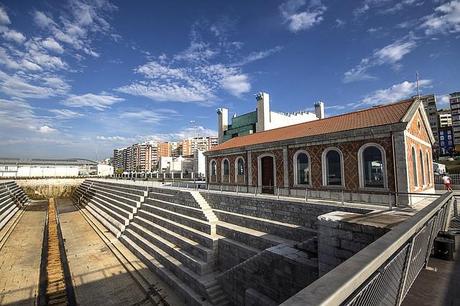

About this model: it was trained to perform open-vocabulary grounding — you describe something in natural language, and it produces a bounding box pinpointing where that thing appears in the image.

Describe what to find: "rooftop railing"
[280,191,454,306]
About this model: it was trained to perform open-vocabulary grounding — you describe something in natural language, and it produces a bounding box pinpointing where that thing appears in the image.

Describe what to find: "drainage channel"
[38,198,76,306]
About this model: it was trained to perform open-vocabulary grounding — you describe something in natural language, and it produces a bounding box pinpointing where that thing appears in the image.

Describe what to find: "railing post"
[305,187,308,203]
[254,186,257,197]
[236,185,239,195]
[220,185,223,193]
[396,241,415,305]
[389,192,393,211]
[277,187,280,199]
[341,190,344,206]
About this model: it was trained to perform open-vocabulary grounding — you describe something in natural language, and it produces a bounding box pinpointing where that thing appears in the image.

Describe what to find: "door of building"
[261,156,274,194]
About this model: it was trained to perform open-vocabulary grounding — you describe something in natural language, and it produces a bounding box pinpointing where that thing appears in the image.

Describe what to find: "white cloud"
[42,37,64,53]
[62,93,124,110]
[38,125,57,133]
[0,7,10,25]
[437,94,451,108]
[120,109,178,124]
[343,39,416,83]
[280,0,326,32]
[234,46,283,66]
[422,0,460,35]
[374,40,416,64]
[362,79,432,105]
[220,74,251,97]
[0,70,67,99]
[49,109,83,119]
[2,29,26,43]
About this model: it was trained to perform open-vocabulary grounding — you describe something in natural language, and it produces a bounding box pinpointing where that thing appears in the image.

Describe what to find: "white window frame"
[293,150,312,187]
[257,153,276,188]
[234,157,245,183]
[357,143,388,190]
[209,159,217,182]
[411,146,418,188]
[322,147,345,187]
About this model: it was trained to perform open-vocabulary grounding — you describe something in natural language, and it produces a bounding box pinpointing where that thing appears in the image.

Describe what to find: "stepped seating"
[72,180,147,238]
[121,187,229,305]
[0,181,29,230]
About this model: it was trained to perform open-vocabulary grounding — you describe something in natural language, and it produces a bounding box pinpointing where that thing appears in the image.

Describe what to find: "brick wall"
[406,109,434,192]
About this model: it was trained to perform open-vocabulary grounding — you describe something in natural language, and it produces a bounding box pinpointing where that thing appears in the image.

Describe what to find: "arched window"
[210,160,217,176]
[359,145,386,188]
[237,158,244,175]
[323,148,343,186]
[412,147,418,187]
[223,159,229,175]
[420,150,425,186]
[426,153,430,185]
[294,151,310,185]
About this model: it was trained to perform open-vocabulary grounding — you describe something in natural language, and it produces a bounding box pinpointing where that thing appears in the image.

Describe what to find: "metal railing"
[280,192,454,306]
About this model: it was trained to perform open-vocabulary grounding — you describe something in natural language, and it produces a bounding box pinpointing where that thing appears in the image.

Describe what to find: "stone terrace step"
[83,203,122,238]
[122,228,218,299]
[213,209,315,242]
[134,216,214,262]
[0,205,18,230]
[136,210,217,249]
[119,235,211,306]
[141,204,213,234]
[0,198,14,216]
[91,182,147,198]
[86,188,139,212]
[86,195,131,225]
[149,188,200,208]
[88,180,148,193]
[216,221,297,251]
[90,184,144,202]
[87,187,140,209]
[129,222,213,275]
[144,198,207,221]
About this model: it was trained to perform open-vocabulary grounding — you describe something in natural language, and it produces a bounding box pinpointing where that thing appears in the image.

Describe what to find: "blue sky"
[0,0,459,160]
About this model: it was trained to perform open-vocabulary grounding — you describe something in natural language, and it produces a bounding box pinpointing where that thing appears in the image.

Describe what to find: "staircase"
[0,181,29,230]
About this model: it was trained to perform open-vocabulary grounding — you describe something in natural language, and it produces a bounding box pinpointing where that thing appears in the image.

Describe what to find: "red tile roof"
[210,99,415,152]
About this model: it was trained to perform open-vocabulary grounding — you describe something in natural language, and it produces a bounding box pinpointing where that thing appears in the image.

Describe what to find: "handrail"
[281,191,453,306]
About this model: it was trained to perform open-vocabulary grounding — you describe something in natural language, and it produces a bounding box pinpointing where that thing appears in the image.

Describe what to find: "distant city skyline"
[0,0,459,160]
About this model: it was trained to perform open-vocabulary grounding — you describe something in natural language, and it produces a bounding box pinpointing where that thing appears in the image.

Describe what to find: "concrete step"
[123,228,219,300]
[90,184,144,202]
[80,193,127,228]
[134,216,214,262]
[213,209,315,242]
[217,221,296,251]
[149,189,200,208]
[87,187,140,208]
[137,210,217,249]
[144,198,207,221]
[129,222,214,275]
[87,189,138,213]
[88,196,131,226]
[119,234,212,306]
[0,204,18,231]
[218,238,260,271]
[88,180,148,194]
[83,204,122,238]
[0,199,14,217]
[141,204,213,234]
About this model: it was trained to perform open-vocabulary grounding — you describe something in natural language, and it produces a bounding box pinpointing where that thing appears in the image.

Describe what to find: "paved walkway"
[57,198,151,306]
[0,201,47,306]
[57,198,183,306]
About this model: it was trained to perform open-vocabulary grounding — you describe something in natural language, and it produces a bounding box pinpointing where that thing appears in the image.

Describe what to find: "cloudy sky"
[0,0,459,160]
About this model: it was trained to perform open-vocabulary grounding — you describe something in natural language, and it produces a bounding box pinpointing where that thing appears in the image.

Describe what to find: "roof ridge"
[225,98,414,140]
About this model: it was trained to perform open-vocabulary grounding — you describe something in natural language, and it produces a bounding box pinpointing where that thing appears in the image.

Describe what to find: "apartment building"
[181,136,219,156]
[419,94,439,145]
[450,92,460,151]
[438,109,452,128]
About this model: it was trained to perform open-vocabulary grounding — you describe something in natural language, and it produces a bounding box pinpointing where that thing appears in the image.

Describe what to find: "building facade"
[217,92,324,143]
[0,158,98,177]
[438,109,452,128]
[181,136,219,156]
[419,94,439,148]
[449,92,460,151]
[438,126,454,156]
[205,98,435,205]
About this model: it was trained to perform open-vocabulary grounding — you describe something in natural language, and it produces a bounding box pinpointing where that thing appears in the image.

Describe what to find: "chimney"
[256,92,270,132]
[315,101,325,119]
[217,108,228,144]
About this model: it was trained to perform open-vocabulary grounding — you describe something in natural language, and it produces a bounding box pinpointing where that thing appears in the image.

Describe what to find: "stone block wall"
[217,244,318,305]
[202,193,370,229]
[317,211,390,276]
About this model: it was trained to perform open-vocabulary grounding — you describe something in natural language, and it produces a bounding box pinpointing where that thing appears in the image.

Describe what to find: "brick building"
[205,98,435,205]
